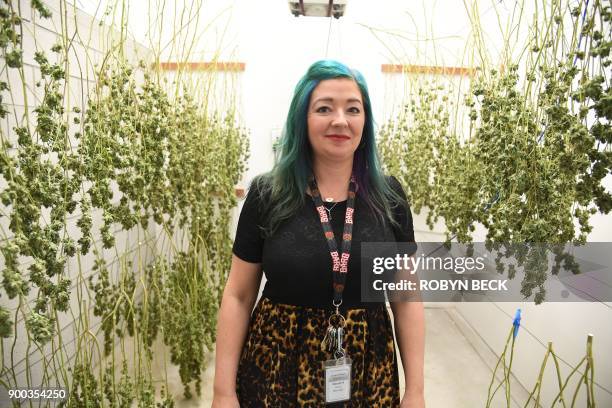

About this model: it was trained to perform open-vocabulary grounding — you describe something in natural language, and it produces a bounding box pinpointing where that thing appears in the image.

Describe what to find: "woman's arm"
[390,292,425,407]
[212,254,263,403]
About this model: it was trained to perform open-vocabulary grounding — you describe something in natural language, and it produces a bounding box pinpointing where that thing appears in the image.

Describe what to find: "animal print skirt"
[236,297,400,407]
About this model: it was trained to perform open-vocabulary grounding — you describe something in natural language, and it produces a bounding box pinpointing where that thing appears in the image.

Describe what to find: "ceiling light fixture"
[288,0,348,19]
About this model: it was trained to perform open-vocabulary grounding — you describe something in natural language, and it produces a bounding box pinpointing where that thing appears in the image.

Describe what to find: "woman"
[212,60,425,407]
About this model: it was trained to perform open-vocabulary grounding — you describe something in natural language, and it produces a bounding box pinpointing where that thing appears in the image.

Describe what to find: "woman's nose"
[331,111,348,127]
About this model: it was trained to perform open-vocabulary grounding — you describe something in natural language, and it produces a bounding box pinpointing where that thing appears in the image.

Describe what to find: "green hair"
[254,59,405,236]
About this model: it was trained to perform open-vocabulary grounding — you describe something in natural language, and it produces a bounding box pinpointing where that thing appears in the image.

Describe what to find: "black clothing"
[232,176,415,309]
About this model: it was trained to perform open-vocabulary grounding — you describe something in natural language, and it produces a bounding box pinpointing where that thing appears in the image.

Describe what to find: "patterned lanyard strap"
[308,175,357,308]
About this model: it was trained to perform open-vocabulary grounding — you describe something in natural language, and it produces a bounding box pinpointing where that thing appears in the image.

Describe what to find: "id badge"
[323,356,352,403]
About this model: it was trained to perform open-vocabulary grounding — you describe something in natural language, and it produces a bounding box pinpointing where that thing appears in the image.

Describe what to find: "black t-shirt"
[232,175,415,309]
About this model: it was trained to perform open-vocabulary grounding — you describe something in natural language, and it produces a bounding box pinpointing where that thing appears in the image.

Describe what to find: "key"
[321,325,335,352]
[329,326,337,352]
[321,328,329,351]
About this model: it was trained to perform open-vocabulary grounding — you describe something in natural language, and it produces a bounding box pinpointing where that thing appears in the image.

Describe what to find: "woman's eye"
[348,107,361,114]
[316,106,331,113]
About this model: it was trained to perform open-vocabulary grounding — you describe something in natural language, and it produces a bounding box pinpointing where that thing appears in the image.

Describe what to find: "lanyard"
[308,175,357,308]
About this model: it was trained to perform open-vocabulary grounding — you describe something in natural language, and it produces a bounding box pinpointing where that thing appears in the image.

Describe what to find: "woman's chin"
[318,148,356,162]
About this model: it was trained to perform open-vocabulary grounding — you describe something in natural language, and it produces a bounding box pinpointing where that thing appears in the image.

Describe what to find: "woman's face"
[307,78,365,163]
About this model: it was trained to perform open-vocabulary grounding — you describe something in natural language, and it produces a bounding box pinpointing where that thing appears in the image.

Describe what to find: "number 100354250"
[8,388,67,400]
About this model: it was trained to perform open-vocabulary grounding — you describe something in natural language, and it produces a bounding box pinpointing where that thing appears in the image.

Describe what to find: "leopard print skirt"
[236,297,400,407]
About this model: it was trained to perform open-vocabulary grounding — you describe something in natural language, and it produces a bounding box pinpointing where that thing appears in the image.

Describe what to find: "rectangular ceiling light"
[288,0,348,18]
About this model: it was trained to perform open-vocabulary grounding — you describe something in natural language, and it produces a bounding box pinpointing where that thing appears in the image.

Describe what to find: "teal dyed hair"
[254,59,405,236]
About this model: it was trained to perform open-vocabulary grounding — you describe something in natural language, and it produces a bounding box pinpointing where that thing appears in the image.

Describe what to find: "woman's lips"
[325,134,350,141]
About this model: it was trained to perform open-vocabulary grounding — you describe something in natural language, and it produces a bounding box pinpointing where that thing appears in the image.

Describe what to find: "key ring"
[328,312,346,328]
[332,298,342,316]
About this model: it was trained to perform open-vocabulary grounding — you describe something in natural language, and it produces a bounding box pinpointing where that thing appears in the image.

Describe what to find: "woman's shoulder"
[246,173,273,199]
[384,174,400,187]
[383,174,407,200]
[381,174,415,241]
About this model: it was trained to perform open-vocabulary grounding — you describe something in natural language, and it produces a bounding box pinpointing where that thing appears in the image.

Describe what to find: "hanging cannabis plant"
[0,2,81,351]
[1,0,249,404]
[380,1,611,303]
[81,61,249,400]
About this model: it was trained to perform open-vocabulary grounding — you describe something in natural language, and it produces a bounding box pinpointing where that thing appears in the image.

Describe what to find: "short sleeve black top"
[232,175,415,309]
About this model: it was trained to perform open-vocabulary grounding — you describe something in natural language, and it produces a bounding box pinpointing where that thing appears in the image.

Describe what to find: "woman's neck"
[311,157,353,200]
